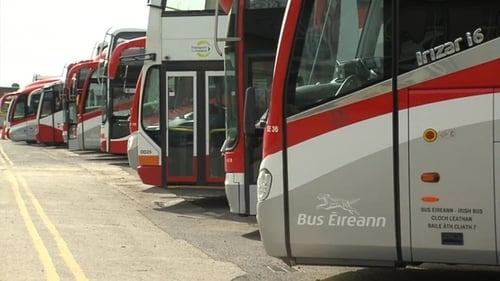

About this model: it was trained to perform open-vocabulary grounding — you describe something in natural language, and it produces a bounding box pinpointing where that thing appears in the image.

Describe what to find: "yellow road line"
[5,170,60,281]
[0,145,13,165]
[19,177,89,281]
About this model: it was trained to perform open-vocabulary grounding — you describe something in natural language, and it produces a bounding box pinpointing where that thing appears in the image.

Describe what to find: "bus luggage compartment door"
[408,88,496,265]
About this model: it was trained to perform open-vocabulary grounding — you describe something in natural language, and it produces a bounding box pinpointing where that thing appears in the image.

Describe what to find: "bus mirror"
[214,0,224,56]
[244,87,256,136]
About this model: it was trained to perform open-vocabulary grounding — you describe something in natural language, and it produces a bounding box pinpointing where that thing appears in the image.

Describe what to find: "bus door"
[37,84,64,144]
[102,79,135,154]
[78,69,102,150]
[67,65,92,150]
[205,71,225,182]
[66,97,78,149]
[165,71,225,184]
[242,58,274,215]
[408,91,496,264]
[166,71,197,182]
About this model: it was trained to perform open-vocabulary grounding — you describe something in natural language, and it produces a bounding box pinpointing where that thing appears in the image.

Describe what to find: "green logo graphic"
[191,40,211,58]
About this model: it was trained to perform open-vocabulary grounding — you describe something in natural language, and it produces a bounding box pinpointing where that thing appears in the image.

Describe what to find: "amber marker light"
[423,128,437,142]
[421,172,440,182]
[422,196,440,202]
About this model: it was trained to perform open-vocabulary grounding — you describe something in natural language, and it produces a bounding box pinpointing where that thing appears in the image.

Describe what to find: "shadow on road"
[322,265,500,281]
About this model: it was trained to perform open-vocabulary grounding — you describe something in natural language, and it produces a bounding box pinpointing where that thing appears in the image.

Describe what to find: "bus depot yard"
[1,139,499,281]
[3,0,500,279]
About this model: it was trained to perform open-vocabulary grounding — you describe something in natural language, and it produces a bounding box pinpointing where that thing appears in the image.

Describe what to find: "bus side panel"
[10,118,36,142]
[137,130,162,186]
[37,111,65,144]
[409,90,496,265]
[256,153,287,258]
[286,111,397,262]
[80,112,101,150]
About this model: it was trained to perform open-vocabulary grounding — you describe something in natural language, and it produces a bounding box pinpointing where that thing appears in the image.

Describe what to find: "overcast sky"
[0,0,150,88]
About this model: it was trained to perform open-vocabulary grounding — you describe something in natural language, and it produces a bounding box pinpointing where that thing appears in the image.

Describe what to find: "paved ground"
[1,139,500,281]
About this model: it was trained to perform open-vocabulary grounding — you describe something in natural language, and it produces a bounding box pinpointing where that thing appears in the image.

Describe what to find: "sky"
[0,0,150,88]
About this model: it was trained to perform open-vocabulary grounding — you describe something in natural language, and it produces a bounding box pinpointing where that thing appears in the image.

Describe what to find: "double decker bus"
[257,0,500,267]
[220,0,287,215]
[5,79,59,143]
[36,80,65,145]
[97,28,146,154]
[136,0,227,187]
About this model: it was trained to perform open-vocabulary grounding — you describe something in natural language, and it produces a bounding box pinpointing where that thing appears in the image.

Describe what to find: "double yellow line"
[1,145,88,281]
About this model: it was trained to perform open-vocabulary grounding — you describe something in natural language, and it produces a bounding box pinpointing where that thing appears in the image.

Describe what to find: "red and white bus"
[97,28,146,154]
[5,79,59,143]
[64,59,101,150]
[257,0,500,267]
[136,1,227,187]
[220,0,287,215]
[1,92,18,139]
[35,80,65,145]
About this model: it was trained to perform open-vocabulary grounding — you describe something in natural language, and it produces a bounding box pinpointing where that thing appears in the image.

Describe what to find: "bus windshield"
[285,0,386,116]
[287,0,498,116]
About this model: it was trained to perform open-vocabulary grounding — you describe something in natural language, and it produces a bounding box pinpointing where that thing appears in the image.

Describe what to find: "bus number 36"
[267,125,279,133]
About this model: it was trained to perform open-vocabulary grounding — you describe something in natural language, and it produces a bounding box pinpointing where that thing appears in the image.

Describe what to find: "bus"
[256,0,500,267]
[36,80,65,145]
[136,0,227,187]
[1,92,17,139]
[97,28,146,154]
[0,86,19,130]
[220,0,287,215]
[64,59,101,150]
[5,79,59,143]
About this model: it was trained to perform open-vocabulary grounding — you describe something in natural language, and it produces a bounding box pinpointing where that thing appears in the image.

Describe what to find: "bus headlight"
[257,169,272,201]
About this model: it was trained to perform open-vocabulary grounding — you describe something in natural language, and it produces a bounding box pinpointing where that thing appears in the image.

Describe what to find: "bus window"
[85,79,102,113]
[286,0,386,116]
[40,95,53,118]
[13,98,27,120]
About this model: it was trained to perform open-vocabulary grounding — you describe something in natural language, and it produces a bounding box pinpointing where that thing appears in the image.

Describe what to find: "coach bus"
[5,79,59,143]
[1,92,17,139]
[97,28,146,154]
[36,80,65,145]
[218,0,287,215]
[256,0,500,267]
[64,59,101,150]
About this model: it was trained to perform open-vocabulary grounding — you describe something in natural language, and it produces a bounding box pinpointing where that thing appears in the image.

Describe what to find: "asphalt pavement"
[2,139,500,281]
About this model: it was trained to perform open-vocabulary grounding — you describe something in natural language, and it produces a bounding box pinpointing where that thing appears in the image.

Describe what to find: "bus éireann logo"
[191,40,211,58]
[316,193,360,215]
[296,193,387,228]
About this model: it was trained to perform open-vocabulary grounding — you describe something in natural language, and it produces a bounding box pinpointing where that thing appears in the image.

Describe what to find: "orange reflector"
[423,128,437,142]
[422,196,440,202]
[421,172,440,182]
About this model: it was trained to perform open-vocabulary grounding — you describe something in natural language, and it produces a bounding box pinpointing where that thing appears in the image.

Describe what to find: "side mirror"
[244,87,256,137]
